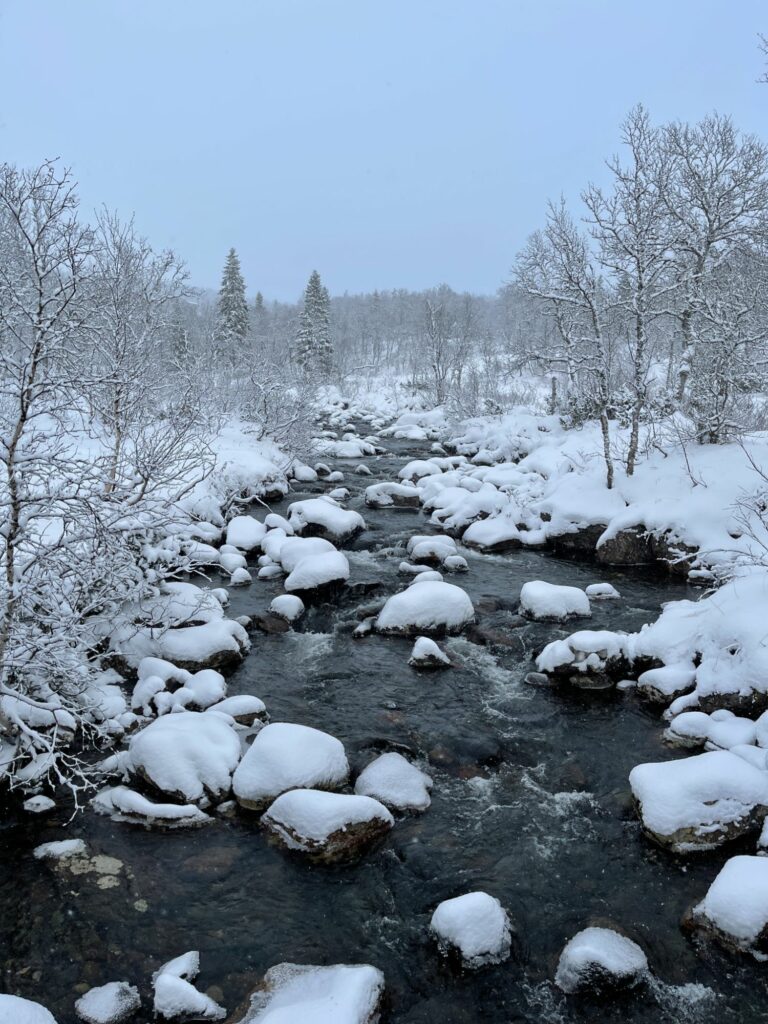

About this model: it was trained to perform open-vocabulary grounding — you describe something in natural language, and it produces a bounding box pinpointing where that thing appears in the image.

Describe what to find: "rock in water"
[261,789,393,862]
[152,951,225,1021]
[0,995,59,1023]
[354,752,433,812]
[234,963,384,1023]
[408,636,451,669]
[233,722,349,810]
[687,855,768,958]
[375,581,474,636]
[554,927,649,994]
[75,981,141,1024]
[430,891,512,968]
[519,581,591,621]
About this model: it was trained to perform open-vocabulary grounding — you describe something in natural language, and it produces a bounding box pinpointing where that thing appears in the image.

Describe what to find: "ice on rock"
[153,950,225,1021]
[689,855,768,958]
[375,581,474,636]
[0,995,58,1023]
[269,595,305,622]
[637,665,696,703]
[92,786,212,828]
[234,963,384,1024]
[629,750,768,851]
[226,515,267,551]
[128,711,241,804]
[262,789,393,862]
[354,752,433,812]
[408,636,451,669]
[554,927,649,994]
[585,582,621,600]
[233,722,349,810]
[519,581,591,621]
[430,891,512,968]
[23,795,55,814]
[284,550,350,594]
[74,981,141,1024]
[287,498,365,542]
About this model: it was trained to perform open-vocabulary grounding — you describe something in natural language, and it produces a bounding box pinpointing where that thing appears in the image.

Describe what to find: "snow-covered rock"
[664,709,758,751]
[234,963,385,1024]
[688,855,768,959]
[407,570,443,585]
[269,595,305,622]
[406,534,457,566]
[554,927,649,994]
[92,786,212,828]
[637,665,696,704]
[462,513,521,552]
[114,618,249,674]
[430,892,512,968]
[23,795,55,814]
[128,712,241,805]
[375,581,474,636]
[262,789,394,862]
[205,694,268,727]
[292,463,318,483]
[233,722,349,810]
[519,581,591,621]
[287,498,365,543]
[408,636,451,669]
[355,464,372,475]
[354,752,433,812]
[75,981,141,1024]
[220,550,248,574]
[284,550,350,595]
[34,838,88,861]
[0,995,58,1024]
[230,567,252,586]
[364,482,420,508]
[276,537,336,572]
[153,951,225,1021]
[585,582,621,601]
[328,487,350,501]
[629,750,768,851]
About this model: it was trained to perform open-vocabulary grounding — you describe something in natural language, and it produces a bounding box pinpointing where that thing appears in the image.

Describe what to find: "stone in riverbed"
[0,995,58,1023]
[685,855,768,959]
[153,951,225,1021]
[75,981,141,1024]
[261,789,394,862]
[354,752,433,812]
[430,891,512,969]
[554,926,649,994]
[408,636,451,669]
[233,963,384,1024]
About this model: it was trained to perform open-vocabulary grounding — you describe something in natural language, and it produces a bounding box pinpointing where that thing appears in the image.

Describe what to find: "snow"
[407,570,443,584]
[430,891,512,968]
[665,710,758,750]
[113,617,249,672]
[128,711,241,804]
[637,665,696,702]
[230,567,252,585]
[92,786,212,828]
[375,581,474,635]
[262,789,394,848]
[462,513,521,551]
[629,750,768,850]
[239,963,385,1024]
[220,550,247,573]
[269,595,305,622]
[205,694,267,725]
[132,664,226,716]
[0,995,58,1024]
[153,950,225,1021]
[233,722,349,808]
[554,927,649,993]
[74,981,141,1024]
[692,855,768,957]
[519,581,591,621]
[277,537,336,573]
[33,839,87,860]
[364,481,420,507]
[586,582,621,600]
[408,635,451,668]
[23,795,55,814]
[284,550,350,593]
[354,752,433,812]
[287,498,365,542]
[226,516,267,551]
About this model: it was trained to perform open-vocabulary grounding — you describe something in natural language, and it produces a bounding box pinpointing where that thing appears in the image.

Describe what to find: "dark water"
[1,440,766,1023]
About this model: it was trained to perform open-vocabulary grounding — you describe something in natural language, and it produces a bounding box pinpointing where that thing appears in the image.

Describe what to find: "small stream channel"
[1,439,766,1023]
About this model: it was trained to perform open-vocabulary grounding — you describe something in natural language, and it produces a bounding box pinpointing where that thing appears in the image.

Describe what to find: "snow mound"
[629,750,768,851]
[236,962,385,1024]
[276,537,336,572]
[284,550,350,594]
[554,927,649,993]
[0,995,58,1024]
[128,711,241,804]
[520,581,591,621]
[205,694,267,727]
[665,709,758,751]
[226,516,267,551]
[75,981,141,1024]
[23,795,55,814]
[233,722,349,810]
[375,581,474,635]
[269,595,305,622]
[287,498,365,542]
[354,752,433,812]
[586,582,621,600]
[462,513,522,552]
[690,855,768,958]
[408,636,451,669]
[153,950,225,1021]
[92,786,212,828]
[430,891,512,968]
[262,789,394,861]
[365,482,420,508]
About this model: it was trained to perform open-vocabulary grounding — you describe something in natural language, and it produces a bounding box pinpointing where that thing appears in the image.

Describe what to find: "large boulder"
[287,498,365,543]
[519,581,591,622]
[375,581,474,636]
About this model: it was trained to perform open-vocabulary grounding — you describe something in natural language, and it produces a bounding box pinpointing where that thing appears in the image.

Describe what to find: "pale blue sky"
[0,1,766,299]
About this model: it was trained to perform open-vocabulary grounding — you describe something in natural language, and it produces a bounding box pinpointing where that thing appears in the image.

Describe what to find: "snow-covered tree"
[214,247,249,362]
[294,270,333,376]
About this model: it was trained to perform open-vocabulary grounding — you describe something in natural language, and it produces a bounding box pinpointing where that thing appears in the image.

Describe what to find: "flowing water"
[1,439,766,1023]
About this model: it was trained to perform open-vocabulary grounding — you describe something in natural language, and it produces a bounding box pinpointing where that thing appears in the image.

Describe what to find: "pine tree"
[294,270,334,376]
[214,248,249,361]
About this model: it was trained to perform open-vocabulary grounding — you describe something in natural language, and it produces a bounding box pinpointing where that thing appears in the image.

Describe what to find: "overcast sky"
[0,0,766,300]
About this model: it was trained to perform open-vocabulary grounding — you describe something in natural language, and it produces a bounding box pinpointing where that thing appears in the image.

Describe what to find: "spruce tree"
[294,270,334,376]
[215,248,249,360]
